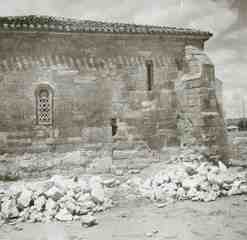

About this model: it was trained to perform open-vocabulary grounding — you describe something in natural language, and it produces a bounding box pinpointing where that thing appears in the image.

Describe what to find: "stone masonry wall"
[228,131,247,162]
[175,46,228,162]
[0,30,227,174]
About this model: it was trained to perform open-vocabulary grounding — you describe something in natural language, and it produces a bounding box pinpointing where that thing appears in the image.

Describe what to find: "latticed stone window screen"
[36,86,53,125]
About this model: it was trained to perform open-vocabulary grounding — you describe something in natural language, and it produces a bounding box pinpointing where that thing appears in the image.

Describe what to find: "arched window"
[35,85,54,125]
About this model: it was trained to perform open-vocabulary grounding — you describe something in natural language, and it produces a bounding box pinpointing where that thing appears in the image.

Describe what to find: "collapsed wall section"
[176,45,228,162]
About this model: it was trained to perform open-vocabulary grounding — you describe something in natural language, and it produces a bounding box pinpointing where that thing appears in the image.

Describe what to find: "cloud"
[0,0,237,30]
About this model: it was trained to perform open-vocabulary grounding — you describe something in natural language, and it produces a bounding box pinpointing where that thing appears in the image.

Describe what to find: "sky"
[0,0,246,118]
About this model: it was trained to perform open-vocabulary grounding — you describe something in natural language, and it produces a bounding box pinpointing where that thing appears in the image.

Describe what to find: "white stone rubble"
[1,148,247,225]
[138,150,247,203]
[81,214,97,227]
[0,175,114,224]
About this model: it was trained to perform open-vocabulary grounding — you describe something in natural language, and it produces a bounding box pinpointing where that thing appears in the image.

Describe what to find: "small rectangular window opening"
[111,118,118,136]
[146,60,153,91]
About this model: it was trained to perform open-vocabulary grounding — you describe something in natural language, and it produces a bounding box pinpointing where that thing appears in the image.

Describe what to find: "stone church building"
[0,16,227,171]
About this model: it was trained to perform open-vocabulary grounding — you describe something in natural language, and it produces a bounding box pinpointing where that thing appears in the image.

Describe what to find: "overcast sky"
[0,0,246,118]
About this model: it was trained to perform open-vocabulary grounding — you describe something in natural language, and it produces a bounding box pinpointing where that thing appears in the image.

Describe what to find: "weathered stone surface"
[81,215,97,227]
[1,198,19,219]
[0,175,114,224]
[34,196,46,212]
[45,198,57,213]
[0,15,227,177]
[55,208,73,221]
[65,199,78,215]
[138,151,247,204]
[103,178,116,188]
[17,189,33,209]
[218,161,227,172]
[29,210,43,223]
[90,176,105,204]
[182,176,205,190]
[45,186,64,201]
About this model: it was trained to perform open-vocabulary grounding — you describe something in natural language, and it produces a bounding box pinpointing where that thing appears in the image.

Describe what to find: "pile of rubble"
[0,175,115,225]
[1,147,247,225]
[139,149,247,203]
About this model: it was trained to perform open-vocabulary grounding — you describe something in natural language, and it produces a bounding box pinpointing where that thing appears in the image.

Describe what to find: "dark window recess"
[238,119,247,131]
[146,60,153,91]
[175,58,183,71]
[111,118,118,136]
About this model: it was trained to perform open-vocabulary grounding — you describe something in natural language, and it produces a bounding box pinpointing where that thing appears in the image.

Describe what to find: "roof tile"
[0,15,212,39]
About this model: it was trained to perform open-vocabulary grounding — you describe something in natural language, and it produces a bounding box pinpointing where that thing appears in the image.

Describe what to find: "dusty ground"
[0,195,247,240]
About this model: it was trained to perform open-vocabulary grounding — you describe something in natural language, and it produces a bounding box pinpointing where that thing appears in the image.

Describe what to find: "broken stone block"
[66,189,76,198]
[90,182,105,204]
[45,186,64,201]
[208,166,220,174]
[8,184,24,197]
[169,168,188,184]
[185,166,197,176]
[126,176,142,187]
[142,178,152,189]
[222,173,235,185]
[29,210,43,223]
[65,199,78,215]
[176,187,186,200]
[17,189,33,210]
[196,162,209,176]
[155,202,167,208]
[182,176,205,190]
[79,200,96,210]
[102,199,114,210]
[146,232,153,238]
[78,179,90,193]
[77,192,92,203]
[200,181,210,191]
[154,188,166,201]
[128,169,140,174]
[218,161,227,172]
[203,191,218,202]
[50,175,69,191]
[34,195,46,212]
[103,178,116,188]
[31,181,54,198]
[19,208,30,222]
[45,198,57,213]
[139,186,154,200]
[153,173,170,186]
[162,183,177,198]
[55,208,73,221]
[81,214,97,227]
[114,169,124,176]
[239,183,247,194]
[207,172,224,186]
[14,225,23,231]
[187,188,198,199]
[1,198,19,219]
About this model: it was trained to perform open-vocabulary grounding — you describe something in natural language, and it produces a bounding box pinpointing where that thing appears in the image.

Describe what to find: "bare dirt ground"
[1,195,247,240]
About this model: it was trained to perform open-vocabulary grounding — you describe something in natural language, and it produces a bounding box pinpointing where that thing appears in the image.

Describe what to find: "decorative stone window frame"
[35,84,54,126]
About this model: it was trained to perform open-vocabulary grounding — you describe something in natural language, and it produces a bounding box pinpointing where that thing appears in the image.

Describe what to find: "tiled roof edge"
[0,15,213,39]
